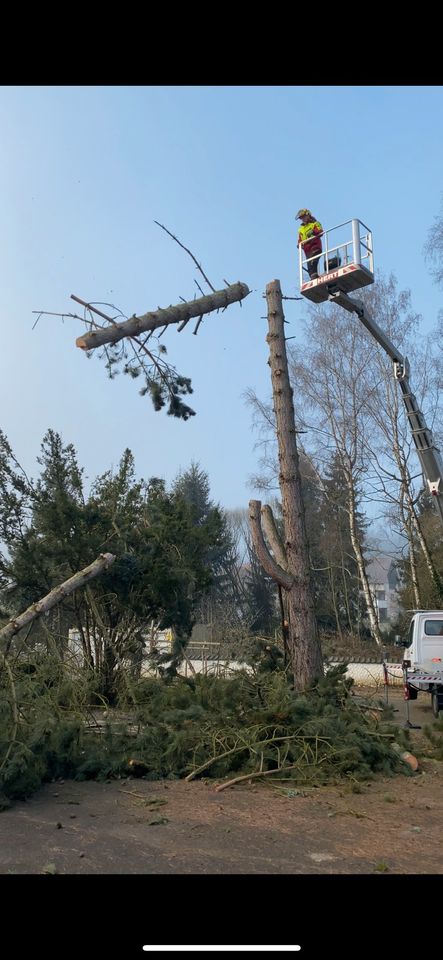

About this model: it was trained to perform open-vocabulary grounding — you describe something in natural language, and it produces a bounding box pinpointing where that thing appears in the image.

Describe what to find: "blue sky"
[1,85,442,510]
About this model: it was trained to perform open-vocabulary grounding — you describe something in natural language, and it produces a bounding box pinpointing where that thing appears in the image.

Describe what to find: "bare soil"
[1,687,442,875]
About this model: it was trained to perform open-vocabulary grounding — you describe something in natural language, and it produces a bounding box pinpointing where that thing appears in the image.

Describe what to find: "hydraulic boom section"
[328,288,443,526]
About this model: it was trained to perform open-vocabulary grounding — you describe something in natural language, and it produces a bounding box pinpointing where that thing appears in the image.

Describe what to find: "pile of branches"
[0,649,412,806]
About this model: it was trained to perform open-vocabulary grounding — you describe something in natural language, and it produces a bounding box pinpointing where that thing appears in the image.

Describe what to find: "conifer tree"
[0,431,224,699]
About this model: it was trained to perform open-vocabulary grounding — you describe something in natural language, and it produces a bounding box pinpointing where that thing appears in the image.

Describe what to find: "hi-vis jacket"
[297,219,323,256]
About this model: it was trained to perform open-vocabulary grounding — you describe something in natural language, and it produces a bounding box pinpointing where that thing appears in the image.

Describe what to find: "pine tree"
[319,453,367,638]
[1,434,225,699]
[171,462,237,624]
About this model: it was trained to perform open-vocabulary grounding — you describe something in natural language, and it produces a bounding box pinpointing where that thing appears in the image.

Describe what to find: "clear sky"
[1,85,442,510]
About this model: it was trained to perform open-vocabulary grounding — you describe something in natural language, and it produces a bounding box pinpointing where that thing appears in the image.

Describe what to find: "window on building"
[378,608,388,623]
[376,590,386,601]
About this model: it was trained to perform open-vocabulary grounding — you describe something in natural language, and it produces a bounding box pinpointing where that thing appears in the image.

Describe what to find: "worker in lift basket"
[296,208,323,280]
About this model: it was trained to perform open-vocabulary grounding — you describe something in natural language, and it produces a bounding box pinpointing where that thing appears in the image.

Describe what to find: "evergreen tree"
[319,453,367,636]
[172,464,281,640]
[1,432,224,699]
[242,545,279,635]
[171,462,238,624]
[0,429,36,591]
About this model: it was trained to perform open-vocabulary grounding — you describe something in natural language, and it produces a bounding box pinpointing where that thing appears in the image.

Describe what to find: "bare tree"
[424,194,443,289]
[363,340,443,605]
[399,485,422,609]
[343,276,443,606]
[289,304,384,646]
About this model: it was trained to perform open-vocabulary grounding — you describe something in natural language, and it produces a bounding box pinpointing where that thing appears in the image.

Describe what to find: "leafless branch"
[154,220,216,293]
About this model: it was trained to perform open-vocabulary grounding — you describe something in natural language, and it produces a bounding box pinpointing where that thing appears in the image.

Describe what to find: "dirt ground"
[1,686,442,875]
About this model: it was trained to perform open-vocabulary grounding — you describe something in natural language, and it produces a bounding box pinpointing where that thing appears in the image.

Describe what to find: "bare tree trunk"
[76,617,94,669]
[340,555,354,634]
[327,565,343,641]
[248,501,293,590]
[398,487,421,608]
[261,504,288,571]
[345,477,383,646]
[408,536,421,609]
[249,280,323,689]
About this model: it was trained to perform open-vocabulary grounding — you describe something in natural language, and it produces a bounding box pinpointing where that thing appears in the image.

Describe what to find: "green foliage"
[172,463,238,596]
[0,720,82,800]
[99,326,196,420]
[246,638,284,673]
[242,554,279,635]
[0,432,224,700]
[422,718,443,759]
[374,860,390,873]
[0,429,35,562]
[0,658,407,804]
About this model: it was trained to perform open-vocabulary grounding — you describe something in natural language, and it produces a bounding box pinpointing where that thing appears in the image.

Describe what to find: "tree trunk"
[408,536,421,609]
[249,280,323,689]
[248,500,293,590]
[328,565,343,641]
[398,487,422,609]
[345,477,384,647]
[76,283,250,351]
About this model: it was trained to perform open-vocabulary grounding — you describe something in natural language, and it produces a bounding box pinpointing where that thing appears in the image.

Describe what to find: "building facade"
[366,556,400,632]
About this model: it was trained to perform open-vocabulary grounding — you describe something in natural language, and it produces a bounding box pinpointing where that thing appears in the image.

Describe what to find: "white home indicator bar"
[143,948,301,953]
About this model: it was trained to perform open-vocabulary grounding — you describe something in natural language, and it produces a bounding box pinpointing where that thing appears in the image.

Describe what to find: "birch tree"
[345,276,443,606]
[289,304,384,646]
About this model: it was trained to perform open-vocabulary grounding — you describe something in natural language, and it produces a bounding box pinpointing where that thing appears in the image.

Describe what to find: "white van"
[403,611,443,718]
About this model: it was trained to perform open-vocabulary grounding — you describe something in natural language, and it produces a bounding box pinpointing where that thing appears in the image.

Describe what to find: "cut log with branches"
[34,221,250,420]
[75,283,250,352]
[70,281,250,421]
[249,279,323,690]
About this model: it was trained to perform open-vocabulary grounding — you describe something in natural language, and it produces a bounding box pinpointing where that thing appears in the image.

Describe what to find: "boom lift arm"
[328,288,443,527]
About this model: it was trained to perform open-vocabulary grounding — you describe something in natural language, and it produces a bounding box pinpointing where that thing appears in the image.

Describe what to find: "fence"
[141,648,404,686]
